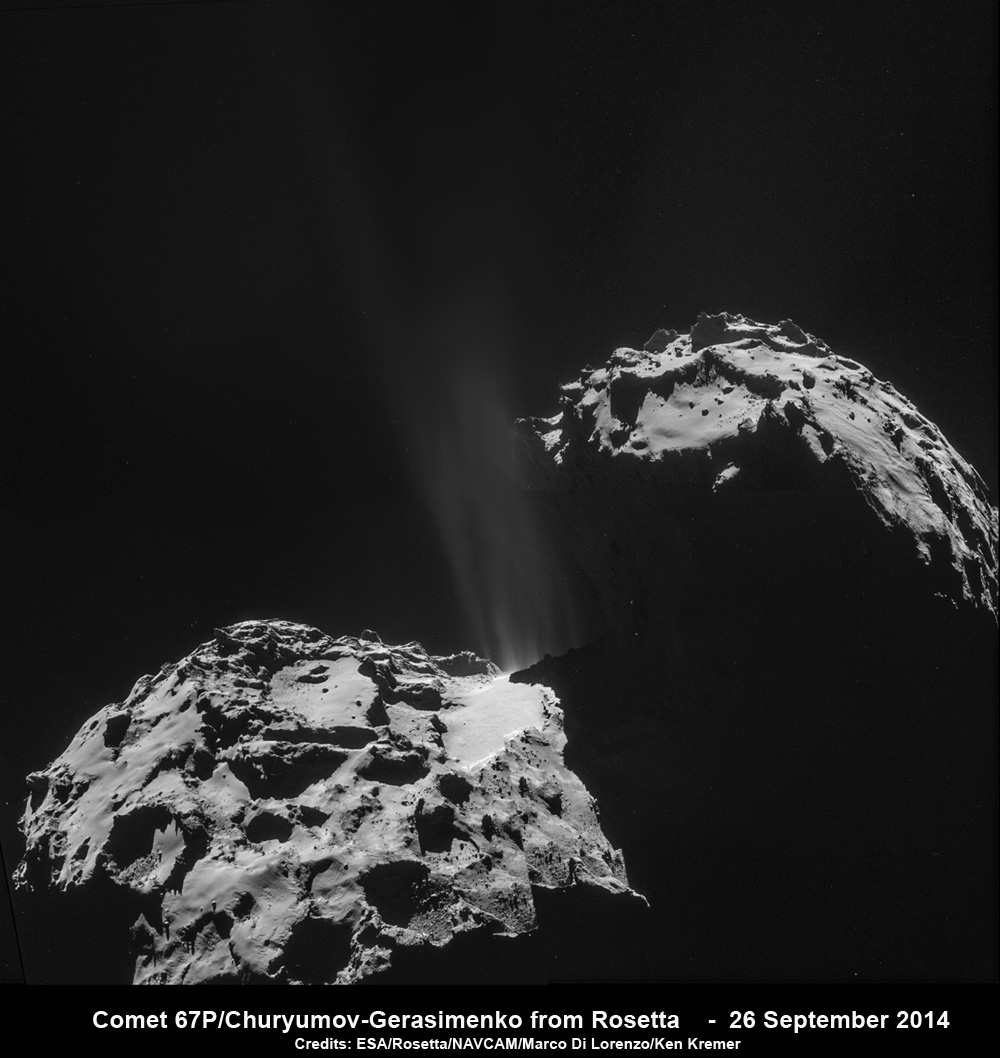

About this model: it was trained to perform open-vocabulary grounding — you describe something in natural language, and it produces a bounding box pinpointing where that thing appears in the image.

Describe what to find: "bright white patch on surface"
[17,622,634,984]
[269,656,376,727]
[528,312,997,617]
[441,674,553,766]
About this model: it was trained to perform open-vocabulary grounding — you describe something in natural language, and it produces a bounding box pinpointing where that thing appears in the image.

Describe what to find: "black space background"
[0,0,995,985]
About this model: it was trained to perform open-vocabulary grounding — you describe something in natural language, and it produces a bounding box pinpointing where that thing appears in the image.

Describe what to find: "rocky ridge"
[520,312,997,630]
[16,620,636,984]
[507,312,997,981]
[16,312,997,983]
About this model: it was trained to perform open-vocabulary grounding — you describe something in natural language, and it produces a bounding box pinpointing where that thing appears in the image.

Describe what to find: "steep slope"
[520,312,996,644]
[15,313,997,983]
[514,313,997,980]
[16,621,639,984]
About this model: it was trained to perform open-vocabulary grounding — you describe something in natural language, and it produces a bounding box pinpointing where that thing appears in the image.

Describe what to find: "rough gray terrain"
[16,622,636,984]
[17,313,997,982]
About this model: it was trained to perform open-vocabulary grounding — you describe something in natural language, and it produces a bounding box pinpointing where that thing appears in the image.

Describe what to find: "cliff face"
[15,313,997,982]
[512,314,997,980]
[16,621,639,984]
[519,312,996,647]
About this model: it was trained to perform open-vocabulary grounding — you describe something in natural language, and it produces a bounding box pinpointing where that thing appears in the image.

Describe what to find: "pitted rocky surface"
[520,312,997,623]
[16,620,635,984]
[16,313,996,984]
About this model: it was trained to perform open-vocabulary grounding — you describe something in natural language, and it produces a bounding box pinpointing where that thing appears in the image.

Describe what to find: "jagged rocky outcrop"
[16,621,638,984]
[15,313,997,982]
[511,313,997,981]
[519,312,996,642]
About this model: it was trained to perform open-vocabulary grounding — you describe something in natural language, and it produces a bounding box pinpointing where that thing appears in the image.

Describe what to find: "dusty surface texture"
[15,621,636,984]
[520,312,997,642]
[15,314,997,983]
[512,314,997,981]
